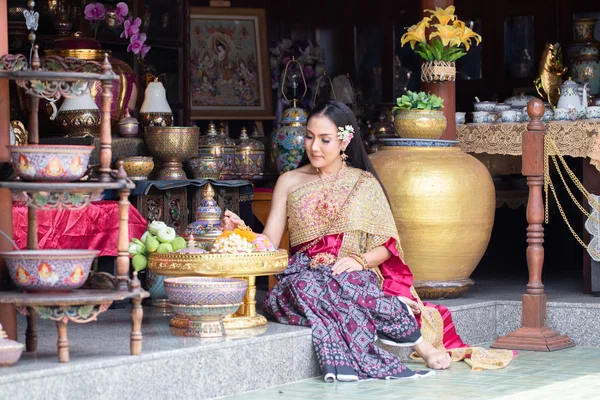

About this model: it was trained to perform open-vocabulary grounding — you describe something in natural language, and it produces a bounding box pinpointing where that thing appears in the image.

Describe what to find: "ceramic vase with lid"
[572,46,600,96]
[235,126,265,180]
[139,80,174,129]
[186,183,222,250]
[197,122,236,180]
[117,109,140,138]
[56,88,101,138]
[567,18,600,68]
[271,105,308,173]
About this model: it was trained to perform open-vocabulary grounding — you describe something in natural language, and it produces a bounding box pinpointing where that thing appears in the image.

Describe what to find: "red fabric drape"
[12,201,147,256]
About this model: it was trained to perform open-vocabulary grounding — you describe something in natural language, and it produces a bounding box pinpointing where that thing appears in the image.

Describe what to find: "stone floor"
[2,273,600,399]
[225,345,600,400]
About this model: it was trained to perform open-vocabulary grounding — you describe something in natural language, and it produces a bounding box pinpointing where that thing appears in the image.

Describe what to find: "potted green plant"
[392,91,447,139]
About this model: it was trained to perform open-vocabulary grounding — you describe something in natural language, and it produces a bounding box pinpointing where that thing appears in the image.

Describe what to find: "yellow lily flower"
[400,17,430,49]
[424,6,456,26]
[430,24,462,47]
[459,26,482,51]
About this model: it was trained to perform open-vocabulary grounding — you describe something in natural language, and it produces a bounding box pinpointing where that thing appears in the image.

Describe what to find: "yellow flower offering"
[400,6,482,62]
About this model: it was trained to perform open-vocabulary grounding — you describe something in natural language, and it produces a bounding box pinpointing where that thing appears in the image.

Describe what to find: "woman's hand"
[398,296,421,315]
[331,257,363,275]
[220,209,246,231]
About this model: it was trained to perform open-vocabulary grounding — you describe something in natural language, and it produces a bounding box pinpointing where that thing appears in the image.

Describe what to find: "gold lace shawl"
[287,167,404,260]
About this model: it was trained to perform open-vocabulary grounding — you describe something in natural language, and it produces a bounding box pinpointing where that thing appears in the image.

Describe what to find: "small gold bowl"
[119,156,154,181]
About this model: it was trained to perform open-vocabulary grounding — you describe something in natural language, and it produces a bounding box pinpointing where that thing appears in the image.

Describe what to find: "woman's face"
[304,115,345,170]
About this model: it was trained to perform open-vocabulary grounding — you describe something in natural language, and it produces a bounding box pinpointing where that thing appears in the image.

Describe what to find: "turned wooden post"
[420,0,456,140]
[491,99,574,351]
[0,3,17,340]
[98,54,113,182]
[117,167,130,291]
[130,273,143,356]
[56,320,70,363]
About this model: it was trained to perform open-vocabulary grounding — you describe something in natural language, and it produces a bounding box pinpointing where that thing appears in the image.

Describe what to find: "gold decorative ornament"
[144,126,199,180]
[534,43,568,107]
[370,140,495,299]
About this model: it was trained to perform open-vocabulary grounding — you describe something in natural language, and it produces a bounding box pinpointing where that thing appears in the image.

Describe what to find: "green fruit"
[132,254,147,272]
[140,231,151,243]
[156,243,174,254]
[145,235,160,253]
[171,236,186,252]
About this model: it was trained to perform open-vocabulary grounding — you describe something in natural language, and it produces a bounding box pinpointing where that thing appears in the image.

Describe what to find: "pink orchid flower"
[139,44,151,59]
[114,2,129,24]
[84,2,106,21]
[120,17,141,39]
[127,33,147,55]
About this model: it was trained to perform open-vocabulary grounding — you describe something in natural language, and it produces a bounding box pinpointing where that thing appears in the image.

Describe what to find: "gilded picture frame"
[188,7,273,119]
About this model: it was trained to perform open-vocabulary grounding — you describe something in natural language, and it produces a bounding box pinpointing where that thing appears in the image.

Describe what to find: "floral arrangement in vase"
[84,2,151,60]
[392,91,447,140]
[400,6,482,82]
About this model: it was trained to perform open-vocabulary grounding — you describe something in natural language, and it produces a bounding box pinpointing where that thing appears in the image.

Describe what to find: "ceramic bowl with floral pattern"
[1,250,99,291]
[8,144,94,182]
[164,277,248,305]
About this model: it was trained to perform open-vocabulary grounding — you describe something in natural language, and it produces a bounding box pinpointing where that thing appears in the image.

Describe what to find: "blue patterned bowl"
[164,277,248,305]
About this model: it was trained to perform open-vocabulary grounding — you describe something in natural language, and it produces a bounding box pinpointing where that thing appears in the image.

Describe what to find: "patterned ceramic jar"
[9,144,93,182]
[272,106,308,173]
[455,112,466,125]
[542,106,554,121]
[1,249,99,291]
[573,47,600,96]
[197,123,236,179]
[186,183,222,236]
[235,127,265,180]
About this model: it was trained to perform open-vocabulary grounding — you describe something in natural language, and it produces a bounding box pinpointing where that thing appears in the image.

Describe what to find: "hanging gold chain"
[543,135,600,259]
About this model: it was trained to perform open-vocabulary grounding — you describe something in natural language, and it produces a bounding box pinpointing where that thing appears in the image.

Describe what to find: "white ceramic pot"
[140,82,172,113]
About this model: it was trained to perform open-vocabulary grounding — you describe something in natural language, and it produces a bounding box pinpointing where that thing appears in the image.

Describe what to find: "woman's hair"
[298,100,385,186]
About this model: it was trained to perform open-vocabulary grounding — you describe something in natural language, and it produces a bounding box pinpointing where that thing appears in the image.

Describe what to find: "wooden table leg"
[25,307,37,352]
[130,297,143,355]
[56,320,69,363]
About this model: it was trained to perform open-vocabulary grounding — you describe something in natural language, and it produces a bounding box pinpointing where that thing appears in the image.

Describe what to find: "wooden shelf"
[0,69,117,82]
[0,288,148,306]
[0,179,135,192]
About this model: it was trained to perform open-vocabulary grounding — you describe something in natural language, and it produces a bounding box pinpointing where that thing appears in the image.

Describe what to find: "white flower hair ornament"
[338,125,355,147]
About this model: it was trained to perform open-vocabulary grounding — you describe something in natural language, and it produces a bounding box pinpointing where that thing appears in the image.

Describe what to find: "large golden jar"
[370,138,495,299]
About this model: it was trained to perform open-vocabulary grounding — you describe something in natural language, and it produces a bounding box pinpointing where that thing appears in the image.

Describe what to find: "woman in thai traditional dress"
[222,100,473,381]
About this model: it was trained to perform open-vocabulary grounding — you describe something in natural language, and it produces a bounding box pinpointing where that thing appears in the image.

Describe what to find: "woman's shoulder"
[275,165,317,195]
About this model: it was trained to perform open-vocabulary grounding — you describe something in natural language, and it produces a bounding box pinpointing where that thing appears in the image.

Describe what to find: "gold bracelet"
[349,253,369,270]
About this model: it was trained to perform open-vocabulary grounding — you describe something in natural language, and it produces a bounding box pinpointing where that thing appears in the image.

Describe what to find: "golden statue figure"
[534,43,568,107]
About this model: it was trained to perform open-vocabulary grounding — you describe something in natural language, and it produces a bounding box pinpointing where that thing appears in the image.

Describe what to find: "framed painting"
[188,7,273,119]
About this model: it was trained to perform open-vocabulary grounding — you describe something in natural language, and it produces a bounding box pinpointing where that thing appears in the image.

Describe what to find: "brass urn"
[370,138,495,299]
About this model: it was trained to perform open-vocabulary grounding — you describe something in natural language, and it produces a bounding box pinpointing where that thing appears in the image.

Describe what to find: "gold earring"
[340,151,348,161]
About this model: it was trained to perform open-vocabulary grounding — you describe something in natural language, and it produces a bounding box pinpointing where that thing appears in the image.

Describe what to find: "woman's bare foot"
[413,340,451,370]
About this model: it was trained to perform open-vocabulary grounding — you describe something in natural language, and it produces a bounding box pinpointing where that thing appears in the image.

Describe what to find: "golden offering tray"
[147,250,288,329]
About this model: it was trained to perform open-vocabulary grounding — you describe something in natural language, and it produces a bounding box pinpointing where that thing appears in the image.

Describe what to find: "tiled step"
[2,299,600,399]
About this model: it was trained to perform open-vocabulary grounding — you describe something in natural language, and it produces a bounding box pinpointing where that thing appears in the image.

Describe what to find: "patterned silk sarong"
[263,252,432,381]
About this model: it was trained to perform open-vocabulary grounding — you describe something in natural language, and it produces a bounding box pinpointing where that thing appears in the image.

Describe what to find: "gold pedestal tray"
[148,250,288,329]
